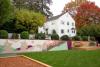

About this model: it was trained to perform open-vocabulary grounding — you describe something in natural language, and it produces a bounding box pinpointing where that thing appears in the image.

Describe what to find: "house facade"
[38,12,76,38]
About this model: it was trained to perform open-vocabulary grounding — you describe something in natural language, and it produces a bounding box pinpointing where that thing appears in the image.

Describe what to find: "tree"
[64,0,87,11]
[1,19,16,33]
[12,0,53,17]
[15,9,46,33]
[77,24,100,37]
[63,0,87,17]
[0,0,13,26]
[35,33,45,39]
[20,31,29,39]
[74,1,100,28]
[60,35,69,41]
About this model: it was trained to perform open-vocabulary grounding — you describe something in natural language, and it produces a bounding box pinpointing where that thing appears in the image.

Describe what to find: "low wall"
[0,39,68,54]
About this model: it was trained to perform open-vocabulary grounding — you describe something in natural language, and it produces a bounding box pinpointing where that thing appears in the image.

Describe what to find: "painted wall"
[0,39,68,54]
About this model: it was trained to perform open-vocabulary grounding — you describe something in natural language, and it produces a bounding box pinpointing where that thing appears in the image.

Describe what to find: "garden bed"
[0,55,51,67]
[74,46,100,50]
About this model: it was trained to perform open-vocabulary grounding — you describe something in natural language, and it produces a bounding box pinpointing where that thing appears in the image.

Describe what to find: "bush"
[60,35,69,41]
[0,30,8,39]
[35,33,45,40]
[11,33,19,39]
[90,37,95,41]
[72,36,81,41]
[51,33,59,40]
[81,36,88,41]
[20,31,29,39]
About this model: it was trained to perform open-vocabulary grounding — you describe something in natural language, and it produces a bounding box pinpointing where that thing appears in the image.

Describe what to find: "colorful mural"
[0,39,68,54]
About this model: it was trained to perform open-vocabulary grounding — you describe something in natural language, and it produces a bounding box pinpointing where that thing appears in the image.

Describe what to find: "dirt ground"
[0,56,50,67]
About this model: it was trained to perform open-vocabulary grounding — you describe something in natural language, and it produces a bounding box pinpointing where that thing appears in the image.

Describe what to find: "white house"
[38,12,76,38]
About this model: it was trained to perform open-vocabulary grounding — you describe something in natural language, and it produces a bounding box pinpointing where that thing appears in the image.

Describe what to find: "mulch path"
[0,56,50,67]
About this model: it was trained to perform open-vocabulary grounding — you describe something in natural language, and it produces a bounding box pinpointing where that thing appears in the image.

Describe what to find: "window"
[46,28,48,34]
[72,30,75,33]
[74,30,75,33]
[61,29,64,34]
[67,22,69,25]
[71,28,75,33]
[67,29,69,33]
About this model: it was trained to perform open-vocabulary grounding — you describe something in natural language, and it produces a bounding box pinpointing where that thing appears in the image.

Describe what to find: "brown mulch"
[0,56,49,67]
[74,46,100,50]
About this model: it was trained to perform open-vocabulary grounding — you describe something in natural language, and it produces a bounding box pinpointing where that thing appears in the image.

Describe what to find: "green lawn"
[22,50,100,67]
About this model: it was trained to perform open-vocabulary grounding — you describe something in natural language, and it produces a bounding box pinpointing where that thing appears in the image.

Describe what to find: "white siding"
[38,12,76,38]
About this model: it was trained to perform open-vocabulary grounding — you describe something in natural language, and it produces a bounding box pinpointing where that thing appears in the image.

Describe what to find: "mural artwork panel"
[0,39,68,54]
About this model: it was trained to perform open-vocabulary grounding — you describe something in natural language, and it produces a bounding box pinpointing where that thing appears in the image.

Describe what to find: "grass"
[21,50,100,67]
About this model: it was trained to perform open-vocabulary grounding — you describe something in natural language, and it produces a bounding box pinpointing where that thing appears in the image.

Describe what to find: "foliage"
[15,9,46,33]
[0,30,8,39]
[20,31,29,39]
[1,18,17,33]
[11,33,19,39]
[60,35,69,41]
[0,0,13,26]
[35,33,45,40]
[72,36,81,41]
[81,36,88,41]
[77,24,100,37]
[90,37,96,41]
[63,0,87,11]
[74,1,100,28]
[13,0,53,17]
[51,33,59,40]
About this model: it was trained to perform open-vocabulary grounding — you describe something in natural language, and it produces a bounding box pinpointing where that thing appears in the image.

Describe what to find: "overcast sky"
[49,0,100,16]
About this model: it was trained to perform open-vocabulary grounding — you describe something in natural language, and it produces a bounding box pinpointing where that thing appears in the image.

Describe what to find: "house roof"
[47,12,66,21]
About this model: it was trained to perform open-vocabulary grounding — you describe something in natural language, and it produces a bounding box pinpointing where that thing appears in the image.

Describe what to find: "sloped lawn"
[22,50,100,67]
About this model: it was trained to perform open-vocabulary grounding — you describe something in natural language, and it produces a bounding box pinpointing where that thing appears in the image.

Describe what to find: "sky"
[49,0,100,16]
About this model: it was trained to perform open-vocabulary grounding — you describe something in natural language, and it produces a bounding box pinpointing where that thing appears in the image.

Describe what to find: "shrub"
[72,36,81,41]
[60,35,69,41]
[35,33,45,40]
[0,30,8,39]
[51,33,59,40]
[20,31,29,39]
[90,37,95,41]
[11,33,19,39]
[81,36,88,41]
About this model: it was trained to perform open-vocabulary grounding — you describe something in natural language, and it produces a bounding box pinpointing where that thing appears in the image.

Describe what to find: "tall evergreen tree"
[12,0,53,17]
[0,0,13,27]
